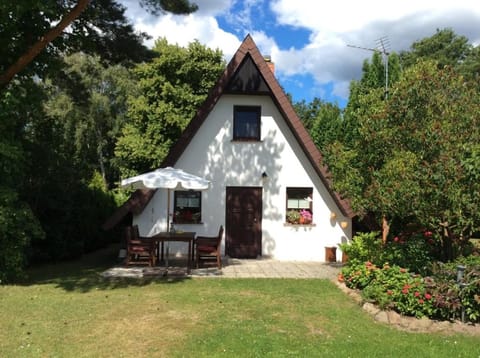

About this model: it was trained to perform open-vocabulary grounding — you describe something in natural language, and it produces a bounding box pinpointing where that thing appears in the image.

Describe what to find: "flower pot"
[325,246,337,263]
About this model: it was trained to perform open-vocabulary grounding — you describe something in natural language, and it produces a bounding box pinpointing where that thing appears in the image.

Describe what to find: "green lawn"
[1,246,478,357]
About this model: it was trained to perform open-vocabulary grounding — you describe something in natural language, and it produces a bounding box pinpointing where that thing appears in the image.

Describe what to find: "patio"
[101,257,343,279]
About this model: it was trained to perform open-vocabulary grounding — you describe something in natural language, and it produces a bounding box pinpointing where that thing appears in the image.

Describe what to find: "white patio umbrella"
[121,167,210,268]
[121,166,210,231]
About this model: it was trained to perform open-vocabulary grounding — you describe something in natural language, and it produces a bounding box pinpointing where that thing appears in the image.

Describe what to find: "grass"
[1,245,479,357]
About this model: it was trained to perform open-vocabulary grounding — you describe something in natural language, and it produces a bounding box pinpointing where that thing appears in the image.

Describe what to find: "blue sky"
[121,0,480,108]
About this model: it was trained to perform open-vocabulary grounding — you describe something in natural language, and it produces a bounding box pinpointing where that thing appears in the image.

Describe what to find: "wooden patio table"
[151,231,196,273]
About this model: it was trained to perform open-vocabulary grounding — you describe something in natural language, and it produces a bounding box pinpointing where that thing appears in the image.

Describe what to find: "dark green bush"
[0,189,44,283]
[341,230,437,275]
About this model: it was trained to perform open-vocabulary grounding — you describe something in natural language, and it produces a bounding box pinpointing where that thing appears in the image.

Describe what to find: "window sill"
[283,223,316,227]
[231,139,262,143]
[174,222,204,225]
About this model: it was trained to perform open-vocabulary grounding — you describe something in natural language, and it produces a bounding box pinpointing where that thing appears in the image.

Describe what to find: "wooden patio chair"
[195,225,223,269]
[125,225,156,267]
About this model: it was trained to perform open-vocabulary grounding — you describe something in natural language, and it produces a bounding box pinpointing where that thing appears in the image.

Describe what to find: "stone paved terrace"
[101,257,342,280]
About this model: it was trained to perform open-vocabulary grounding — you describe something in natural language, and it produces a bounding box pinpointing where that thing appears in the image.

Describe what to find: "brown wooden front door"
[225,187,262,258]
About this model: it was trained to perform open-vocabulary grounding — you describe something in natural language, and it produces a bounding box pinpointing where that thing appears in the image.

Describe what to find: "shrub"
[380,231,437,275]
[341,230,439,275]
[340,258,479,322]
[0,189,44,283]
[339,232,383,264]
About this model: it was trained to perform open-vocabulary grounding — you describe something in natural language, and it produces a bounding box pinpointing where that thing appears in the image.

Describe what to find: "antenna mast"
[348,36,391,98]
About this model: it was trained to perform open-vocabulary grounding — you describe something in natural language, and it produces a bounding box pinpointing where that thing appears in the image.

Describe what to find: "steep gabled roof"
[163,34,354,218]
[104,34,354,229]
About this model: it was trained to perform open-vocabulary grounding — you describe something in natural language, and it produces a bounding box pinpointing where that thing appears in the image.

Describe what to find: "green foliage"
[0,189,44,283]
[294,98,342,151]
[330,58,480,260]
[0,0,152,86]
[286,210,301,224]
[115,39,225,176]
[45,53,138,188]
[341,258,480,322]
[341,230,438,275]
[400,28,472,70]
[339,232,383,264]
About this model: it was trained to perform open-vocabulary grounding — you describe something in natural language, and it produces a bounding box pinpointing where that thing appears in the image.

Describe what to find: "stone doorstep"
[335,281,479,336]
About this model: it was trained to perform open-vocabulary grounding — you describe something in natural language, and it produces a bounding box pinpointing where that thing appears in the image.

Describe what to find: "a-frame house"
[105,34,354,261]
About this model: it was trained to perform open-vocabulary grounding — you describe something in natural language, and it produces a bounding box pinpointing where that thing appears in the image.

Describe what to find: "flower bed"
[339,259,480,323]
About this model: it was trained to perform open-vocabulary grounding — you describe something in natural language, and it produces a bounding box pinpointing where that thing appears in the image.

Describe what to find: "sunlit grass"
[0,245,478,357]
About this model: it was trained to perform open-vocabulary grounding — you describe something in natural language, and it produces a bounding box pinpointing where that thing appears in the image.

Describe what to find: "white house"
[105,35,354,262]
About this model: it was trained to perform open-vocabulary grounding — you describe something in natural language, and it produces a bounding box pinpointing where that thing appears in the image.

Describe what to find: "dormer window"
[233,106,261,141]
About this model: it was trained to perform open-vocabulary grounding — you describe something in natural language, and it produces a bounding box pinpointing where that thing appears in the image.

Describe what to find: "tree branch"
[0,0,91,88]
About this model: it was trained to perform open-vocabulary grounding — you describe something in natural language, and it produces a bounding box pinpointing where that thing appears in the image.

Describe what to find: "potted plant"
[300,209,312,224]
[286,210,301,224]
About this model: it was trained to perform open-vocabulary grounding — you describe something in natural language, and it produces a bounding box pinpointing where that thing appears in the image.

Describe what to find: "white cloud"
[120,0,480,102]
[134,13,240,57]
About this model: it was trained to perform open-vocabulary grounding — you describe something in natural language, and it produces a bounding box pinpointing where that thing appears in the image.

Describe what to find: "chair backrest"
[217,225,224,247]
[210,225,224,250]
[124,225,134,243]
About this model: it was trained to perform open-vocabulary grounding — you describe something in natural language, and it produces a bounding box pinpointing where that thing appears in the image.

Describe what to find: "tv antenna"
[348,36,391,98]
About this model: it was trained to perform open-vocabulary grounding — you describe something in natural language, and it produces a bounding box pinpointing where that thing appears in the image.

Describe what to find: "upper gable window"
[233,106,261,141]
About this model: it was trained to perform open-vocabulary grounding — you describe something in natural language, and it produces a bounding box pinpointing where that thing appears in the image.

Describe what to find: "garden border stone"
[334,280,479,336]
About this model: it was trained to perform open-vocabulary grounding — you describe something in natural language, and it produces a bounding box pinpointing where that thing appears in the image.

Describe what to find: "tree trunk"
[382,215,389,244]
[0,0,91,88]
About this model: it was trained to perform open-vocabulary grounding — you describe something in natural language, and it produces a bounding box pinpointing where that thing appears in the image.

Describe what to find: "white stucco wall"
[133,94,351,261]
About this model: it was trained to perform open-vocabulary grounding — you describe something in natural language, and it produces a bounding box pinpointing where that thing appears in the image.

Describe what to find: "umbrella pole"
[166,189,171,270]
[167,189,171,233]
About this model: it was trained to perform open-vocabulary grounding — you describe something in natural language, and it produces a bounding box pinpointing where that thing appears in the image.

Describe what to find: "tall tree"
[44,53,138,187]
[294,98,342,152]
[0,0,197,88]
[115,38,225,176]
[400,28,472,70]
[328,60,480,260]
[342,51,402,148]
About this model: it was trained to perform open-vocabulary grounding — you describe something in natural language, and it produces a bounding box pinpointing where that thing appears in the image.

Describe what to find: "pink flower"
[402,288,409,294]
[424,231,433,237]
[414,291,420,297]
[386,290,393,296]
[418,299,424,304]
[394,237,399,242]
[425,293,432,300]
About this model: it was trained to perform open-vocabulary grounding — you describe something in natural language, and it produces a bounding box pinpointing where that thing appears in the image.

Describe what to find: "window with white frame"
[286,187,313,224]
